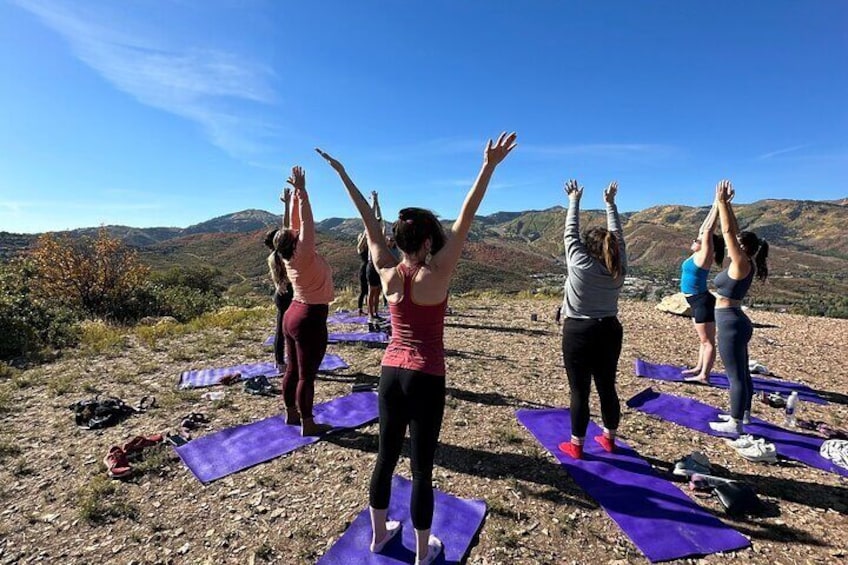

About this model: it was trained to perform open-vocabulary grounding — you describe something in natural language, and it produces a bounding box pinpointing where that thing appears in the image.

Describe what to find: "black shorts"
[366,261,381,287]
[685,292,716,324]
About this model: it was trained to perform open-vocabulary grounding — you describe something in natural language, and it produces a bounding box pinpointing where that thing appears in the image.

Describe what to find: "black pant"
[273,284,293,366]
[357,262,368,311]
[562,317,623,438]
[369,366,445,529]
[715,307,753,419]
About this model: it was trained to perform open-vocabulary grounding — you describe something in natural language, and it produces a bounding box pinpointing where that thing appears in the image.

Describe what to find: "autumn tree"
[29,228,150,321]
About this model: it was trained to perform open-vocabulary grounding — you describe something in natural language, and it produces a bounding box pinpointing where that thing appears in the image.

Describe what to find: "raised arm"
[281,187,292,230]
[693,202,718,266]
[372,191,385,235]
[563,179,592,268]
[715,180,750,278]
[287,166,314,250]
[316,149,395,269]
[429,132,517,274]
[604,181,627,275]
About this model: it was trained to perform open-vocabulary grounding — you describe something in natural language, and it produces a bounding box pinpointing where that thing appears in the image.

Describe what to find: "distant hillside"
[3,197,847,316]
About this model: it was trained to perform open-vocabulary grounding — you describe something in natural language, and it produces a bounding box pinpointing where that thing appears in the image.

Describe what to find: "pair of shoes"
[718,412,751,425]
[104,446,132,478]
[244,375,280,396]
[725,434,756,450]
[415,535,444,565]
[673,451,712,477]
[370,520,401,553]
[758,392,786,408]
[122,434,163,455]
[735,438,777,463]
[180,412,209,435]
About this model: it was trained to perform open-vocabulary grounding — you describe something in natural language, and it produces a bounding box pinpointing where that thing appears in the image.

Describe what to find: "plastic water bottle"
[784,391,799,427]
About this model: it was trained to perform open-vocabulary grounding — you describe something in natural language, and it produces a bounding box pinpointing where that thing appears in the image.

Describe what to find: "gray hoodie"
[561,198,627,319]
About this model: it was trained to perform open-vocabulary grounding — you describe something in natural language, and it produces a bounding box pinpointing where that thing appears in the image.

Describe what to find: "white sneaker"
[415,535,443,565]
[726,434,756,449]
[718,412,751,425]
[737,440,777,463]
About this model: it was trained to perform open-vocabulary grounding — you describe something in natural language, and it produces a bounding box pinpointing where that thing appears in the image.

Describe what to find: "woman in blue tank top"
[708,180,769,435]
[679,200,725,384]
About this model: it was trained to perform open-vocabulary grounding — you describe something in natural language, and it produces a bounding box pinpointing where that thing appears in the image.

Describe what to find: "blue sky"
[1,0,846,234]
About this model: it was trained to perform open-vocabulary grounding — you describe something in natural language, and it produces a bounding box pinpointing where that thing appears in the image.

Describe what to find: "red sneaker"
[104,446,132,478]
[122,434,164,454]
[594,434,616,453]
[558,441,583,460]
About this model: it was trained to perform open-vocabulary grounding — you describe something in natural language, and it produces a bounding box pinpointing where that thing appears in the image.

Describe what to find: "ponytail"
[712,233,726,265]
[603,231,622,280]
[755,239,769,281]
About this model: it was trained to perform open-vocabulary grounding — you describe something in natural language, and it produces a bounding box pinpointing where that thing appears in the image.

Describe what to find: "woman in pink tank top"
[318,132,517,565]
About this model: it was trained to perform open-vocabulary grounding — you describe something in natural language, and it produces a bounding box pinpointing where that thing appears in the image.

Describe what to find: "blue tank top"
[713,261,754,300]
[680,256,709,295]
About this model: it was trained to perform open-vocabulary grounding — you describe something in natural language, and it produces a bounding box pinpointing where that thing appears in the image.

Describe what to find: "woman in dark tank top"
[708,180,769,436]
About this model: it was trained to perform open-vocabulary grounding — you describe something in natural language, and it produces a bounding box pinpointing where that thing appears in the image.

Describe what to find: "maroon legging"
[282,301,328,419]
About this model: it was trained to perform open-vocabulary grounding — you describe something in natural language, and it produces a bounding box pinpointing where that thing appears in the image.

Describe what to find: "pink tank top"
[381,264,448,377]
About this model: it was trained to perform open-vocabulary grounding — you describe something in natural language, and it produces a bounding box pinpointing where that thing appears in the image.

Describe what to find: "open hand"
[484,132,518,167]
[564,179,583,200]
[287,166,306,194]
[280,187,292,203]
[315,148,345,174]
[604,181,618,205]
[716,179,733,203]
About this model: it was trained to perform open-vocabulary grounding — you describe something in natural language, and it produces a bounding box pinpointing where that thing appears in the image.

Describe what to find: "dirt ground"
[0,297,846,564]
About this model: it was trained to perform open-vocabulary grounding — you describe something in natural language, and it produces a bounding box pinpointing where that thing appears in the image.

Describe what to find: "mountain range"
[2,198,846,316]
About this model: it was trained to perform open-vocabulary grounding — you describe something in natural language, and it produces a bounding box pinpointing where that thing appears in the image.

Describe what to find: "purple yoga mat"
[635,359,827,405]
[517,408,750,563]
[328,331,389,344]
[178,354,349,389]
[328,310,391,325]
[627,388,848,478]
[318,475,487,565]
[176,392,378,483]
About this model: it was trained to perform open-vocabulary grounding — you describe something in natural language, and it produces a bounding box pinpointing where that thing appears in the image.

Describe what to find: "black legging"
[369,366,445,530]
[561,317,623,438]
[357,262,368,312]
[273,283,293,367]
[715,307,754,419]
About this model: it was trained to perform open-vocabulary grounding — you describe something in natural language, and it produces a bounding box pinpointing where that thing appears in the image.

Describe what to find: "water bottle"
[784,391,799,427]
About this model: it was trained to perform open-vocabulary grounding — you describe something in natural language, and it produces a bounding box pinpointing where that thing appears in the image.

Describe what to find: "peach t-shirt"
[285,243,334,304]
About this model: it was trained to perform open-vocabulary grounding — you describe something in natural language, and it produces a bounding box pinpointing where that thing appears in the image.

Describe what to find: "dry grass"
[0,297,846,564]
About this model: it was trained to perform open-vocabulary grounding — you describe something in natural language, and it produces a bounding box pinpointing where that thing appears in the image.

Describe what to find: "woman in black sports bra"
[708,180,769,435]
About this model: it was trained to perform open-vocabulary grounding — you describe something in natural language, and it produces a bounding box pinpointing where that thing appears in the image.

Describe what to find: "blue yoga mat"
[318,475,487,565]
[176,392,378,483]
[328,310,391,325]
[328,331,389,344]
[178,354,349,389]
[517,408,750,563]
[635,359,826,405]
[627,388,848,478]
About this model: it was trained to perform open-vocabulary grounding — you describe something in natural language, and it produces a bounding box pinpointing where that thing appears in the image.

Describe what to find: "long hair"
[712,233,726,265]
[274,229,298,261]
[583,227,622,279]
[393,207,446,256]
[739,231,769,281]
[263,228,279,251]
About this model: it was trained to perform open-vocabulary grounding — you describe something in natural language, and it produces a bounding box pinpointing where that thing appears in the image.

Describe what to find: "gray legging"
[715,307,753,419]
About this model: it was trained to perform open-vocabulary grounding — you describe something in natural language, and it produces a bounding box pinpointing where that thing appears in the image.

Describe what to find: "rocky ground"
[0,297,846,564]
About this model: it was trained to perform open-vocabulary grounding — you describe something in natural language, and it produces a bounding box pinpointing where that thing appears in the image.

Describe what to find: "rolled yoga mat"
[176,392,378,483]
[635,359,826,405]
[627,387,848,478]
[318,475,487,565]
[516,408,750,563]
[178,354,349,389]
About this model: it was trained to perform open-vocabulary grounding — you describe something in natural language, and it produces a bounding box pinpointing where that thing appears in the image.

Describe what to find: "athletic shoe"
[594,434,616,453]
[415,535,443,565]
[673,451,712,477]
[558,441,584,460]
[370,520,401,553]
[718,412,751,425]
[725,434,756,450]
[736,440,777,463]
[122,434,164,454]
[709,418,743,435]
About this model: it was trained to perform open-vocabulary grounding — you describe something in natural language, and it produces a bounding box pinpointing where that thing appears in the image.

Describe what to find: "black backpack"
[69,396,138,430]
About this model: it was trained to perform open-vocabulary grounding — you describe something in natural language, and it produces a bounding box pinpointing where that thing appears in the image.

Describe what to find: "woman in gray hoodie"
[559,180,626,459]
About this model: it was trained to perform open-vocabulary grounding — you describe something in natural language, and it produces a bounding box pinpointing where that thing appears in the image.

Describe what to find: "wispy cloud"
[757,144,810,160]
[521,143,677,159]
[13,0,279,159]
